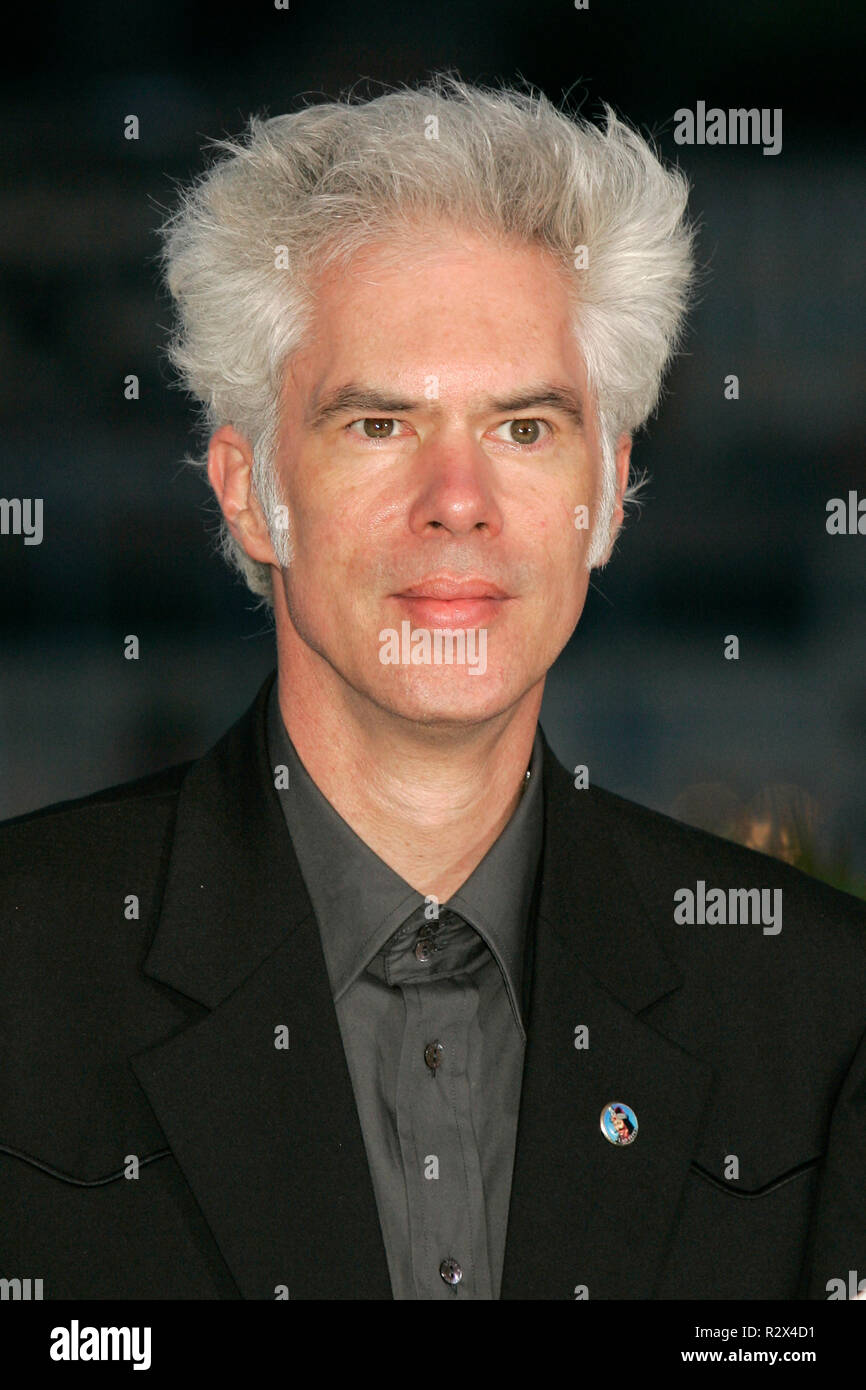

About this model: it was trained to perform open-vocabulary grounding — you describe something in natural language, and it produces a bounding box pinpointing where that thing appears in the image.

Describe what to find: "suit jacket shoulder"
[587,777,866,960]
[0,758,199,1184]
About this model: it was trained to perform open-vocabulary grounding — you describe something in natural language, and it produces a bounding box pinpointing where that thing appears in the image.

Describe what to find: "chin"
[372,670,518,726]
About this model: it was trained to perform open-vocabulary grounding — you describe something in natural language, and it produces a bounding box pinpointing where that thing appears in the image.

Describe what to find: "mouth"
[391,595,509,628]
[390,576,512,628]
[397,576,510,601]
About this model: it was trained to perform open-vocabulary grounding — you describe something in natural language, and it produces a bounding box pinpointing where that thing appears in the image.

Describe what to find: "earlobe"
[207,426,277,563]
[610,433,633,534]
[207,427,251,525]
[594,434,633,568]
[616,433,633,508]
[597,521,621,569]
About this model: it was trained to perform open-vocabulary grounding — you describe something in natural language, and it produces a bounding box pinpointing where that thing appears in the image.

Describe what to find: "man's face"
[268,227,627,727]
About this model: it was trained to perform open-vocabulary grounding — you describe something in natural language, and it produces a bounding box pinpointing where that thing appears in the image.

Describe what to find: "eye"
[490,418,551,447]
[346,418,411,440]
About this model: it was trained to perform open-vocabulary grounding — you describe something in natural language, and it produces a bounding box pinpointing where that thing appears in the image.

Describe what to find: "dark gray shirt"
[266,680,543,1299]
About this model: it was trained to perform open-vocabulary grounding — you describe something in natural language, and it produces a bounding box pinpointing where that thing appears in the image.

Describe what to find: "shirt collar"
[265,678,544,1038]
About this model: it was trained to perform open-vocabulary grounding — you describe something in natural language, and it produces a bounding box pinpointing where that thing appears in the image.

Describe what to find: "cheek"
[281,443,357,535]
[286,484,358,576]
[540,506,592,585]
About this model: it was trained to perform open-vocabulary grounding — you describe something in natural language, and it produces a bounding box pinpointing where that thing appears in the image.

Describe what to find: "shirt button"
[424,1041,444,1072]
[439,1258,463,1287]
[414,938,436,962]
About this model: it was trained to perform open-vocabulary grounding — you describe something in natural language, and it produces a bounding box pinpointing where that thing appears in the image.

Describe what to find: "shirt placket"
[391,927,494,1299]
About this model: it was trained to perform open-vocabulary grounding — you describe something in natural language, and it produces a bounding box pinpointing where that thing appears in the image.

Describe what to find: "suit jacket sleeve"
[805,1022,866,1298]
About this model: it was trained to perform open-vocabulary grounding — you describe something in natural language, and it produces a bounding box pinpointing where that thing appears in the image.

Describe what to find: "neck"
[272,611,543,904]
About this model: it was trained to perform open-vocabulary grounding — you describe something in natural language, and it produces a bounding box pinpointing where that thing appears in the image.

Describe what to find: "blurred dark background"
[1,1,864,887]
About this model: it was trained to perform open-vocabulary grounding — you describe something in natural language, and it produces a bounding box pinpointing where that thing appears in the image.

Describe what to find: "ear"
[596,433,633,566]
[207,425,278,566]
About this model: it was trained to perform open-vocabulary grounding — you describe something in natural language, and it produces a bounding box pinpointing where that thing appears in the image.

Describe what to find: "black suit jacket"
[2,671,865,1300]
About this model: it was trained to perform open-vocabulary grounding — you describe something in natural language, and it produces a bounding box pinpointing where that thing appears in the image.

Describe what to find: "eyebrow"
[305,381,585,431]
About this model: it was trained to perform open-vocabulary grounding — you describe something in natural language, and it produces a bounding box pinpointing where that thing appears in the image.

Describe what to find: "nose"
[406,433,504,539]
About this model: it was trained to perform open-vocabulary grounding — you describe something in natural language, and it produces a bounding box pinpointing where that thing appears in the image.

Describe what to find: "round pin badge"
[600,1101,638,1145]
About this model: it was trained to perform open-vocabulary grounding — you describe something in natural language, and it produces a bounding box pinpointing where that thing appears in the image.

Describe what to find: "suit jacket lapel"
[129,673,393,1299]
[501,735,714,1299]
[130,673,712,1300]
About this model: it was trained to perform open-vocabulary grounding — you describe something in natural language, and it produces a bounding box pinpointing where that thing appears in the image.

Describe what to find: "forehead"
[290,228,585,400]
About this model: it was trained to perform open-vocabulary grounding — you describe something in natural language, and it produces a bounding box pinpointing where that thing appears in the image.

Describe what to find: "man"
[1,76,864,1301]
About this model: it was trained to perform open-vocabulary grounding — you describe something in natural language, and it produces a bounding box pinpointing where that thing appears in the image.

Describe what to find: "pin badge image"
[601,1101,638,1145]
